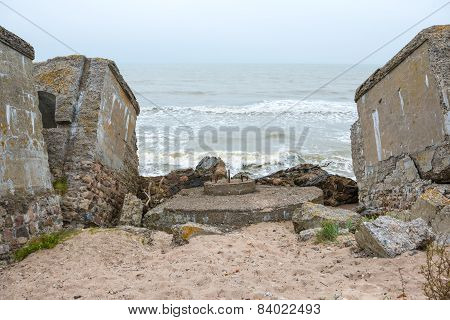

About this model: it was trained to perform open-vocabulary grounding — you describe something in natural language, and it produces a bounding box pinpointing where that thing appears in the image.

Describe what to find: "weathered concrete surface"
[355,216,434,258]
[292,202,360,233]
[0,26,62,260]
[33,55,140,226]
[351,25,450,211]
[144,186,323,230]
[204,179,256,196]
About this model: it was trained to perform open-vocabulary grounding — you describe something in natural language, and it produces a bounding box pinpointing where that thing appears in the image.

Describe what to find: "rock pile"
[256,164,358,206]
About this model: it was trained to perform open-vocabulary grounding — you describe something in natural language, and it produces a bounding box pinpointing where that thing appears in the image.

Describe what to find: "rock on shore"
[355,216,435,258]
[256,164,358,206]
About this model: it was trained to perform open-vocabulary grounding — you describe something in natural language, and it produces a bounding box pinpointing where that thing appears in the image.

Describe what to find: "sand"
[0,222,427,300]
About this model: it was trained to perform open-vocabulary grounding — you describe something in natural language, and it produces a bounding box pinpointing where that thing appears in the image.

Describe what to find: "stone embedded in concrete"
[204,179,256,196]
[292,202,360,233]
[0,26,62,260]
[351,25,450,211]
[119,193,144,227]
[144,185,323,230]
[33,55,140,226]
[355,216,435,258]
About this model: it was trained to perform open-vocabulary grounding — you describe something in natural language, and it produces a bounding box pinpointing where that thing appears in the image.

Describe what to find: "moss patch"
[14,229,80,261]
[53,177,68,194]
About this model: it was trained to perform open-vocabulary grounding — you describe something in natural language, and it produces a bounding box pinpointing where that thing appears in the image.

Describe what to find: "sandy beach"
[0,221,427,300]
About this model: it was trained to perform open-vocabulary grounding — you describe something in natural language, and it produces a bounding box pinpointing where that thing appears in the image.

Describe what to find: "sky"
[0,0,448,64]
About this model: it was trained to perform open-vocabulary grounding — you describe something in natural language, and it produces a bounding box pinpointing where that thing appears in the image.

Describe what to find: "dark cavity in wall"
[37,91,57,128]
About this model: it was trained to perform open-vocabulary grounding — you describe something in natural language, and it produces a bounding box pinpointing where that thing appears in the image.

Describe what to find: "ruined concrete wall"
[0,26,61,260]
[351,25,449,211]
[33,56,140,227]
[33,55,86,179]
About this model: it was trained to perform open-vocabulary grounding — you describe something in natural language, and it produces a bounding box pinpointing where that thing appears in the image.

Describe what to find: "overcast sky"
[0,0,448,64]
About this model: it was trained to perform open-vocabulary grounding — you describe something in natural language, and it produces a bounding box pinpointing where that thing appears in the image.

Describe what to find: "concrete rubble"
[292,202,360,233]
[355,216,435,258]
[119,193,144,227]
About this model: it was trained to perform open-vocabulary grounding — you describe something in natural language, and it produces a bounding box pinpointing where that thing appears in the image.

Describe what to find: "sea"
[120,64,376,179]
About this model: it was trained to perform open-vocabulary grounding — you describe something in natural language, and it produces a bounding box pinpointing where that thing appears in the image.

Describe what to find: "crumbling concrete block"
[119,193,144,227]
[355,216,435,258]
[351,25,450,211]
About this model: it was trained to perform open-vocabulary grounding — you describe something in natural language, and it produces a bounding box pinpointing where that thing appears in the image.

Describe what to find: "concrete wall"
[0,38,52,194]
[0,26,62,261]
[97,65,138,170]
[33,55,86,180]
[33,56,140,226]
[357,42,445,165]
[351,25,449,211]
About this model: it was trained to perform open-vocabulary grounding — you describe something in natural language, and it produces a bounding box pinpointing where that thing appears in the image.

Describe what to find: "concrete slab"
[144,185,323,230]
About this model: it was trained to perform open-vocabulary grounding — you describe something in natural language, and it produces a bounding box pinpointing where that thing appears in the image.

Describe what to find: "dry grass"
[420,242,450,300]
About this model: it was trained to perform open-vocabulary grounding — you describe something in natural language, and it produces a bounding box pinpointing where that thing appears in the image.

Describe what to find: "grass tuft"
[316,220,339,243]
[14,229,79,261]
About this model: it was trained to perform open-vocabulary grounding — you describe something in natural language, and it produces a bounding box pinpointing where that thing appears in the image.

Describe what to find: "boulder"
[257,164,358,206]
[292,202,360,233]
[171,222,222,246]
[119,193,144,227]
[196,156,225,172]
[355,216,435,258]
[410,188,450,238]
[319,175,358,206]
